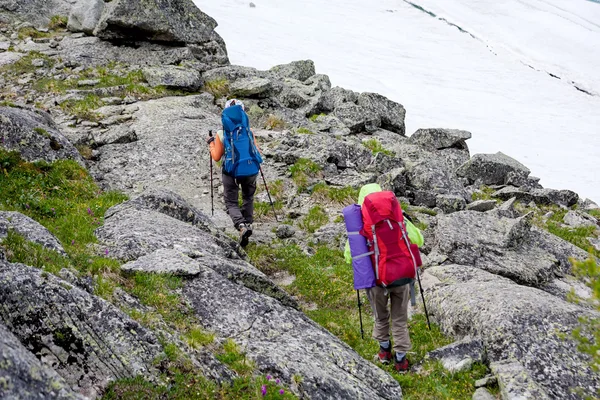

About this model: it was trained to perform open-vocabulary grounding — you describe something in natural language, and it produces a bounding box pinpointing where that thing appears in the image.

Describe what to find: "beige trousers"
[366,285,411,353]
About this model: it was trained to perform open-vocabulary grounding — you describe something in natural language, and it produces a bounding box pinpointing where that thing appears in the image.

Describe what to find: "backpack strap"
[352,251,374,260]
[372,224,380,281]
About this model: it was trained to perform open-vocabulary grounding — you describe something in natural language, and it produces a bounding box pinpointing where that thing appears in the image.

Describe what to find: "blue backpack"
[221,105,263,178]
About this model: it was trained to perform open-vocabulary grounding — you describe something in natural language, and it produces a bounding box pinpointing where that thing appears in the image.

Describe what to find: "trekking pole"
[357,290,365,339]
[416,268,431,330]
[259,166,278,222]
[208,130,214,217]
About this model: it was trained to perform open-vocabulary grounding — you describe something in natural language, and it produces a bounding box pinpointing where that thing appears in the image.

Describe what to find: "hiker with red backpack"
[207,99,264,247]
[343,183,425,372]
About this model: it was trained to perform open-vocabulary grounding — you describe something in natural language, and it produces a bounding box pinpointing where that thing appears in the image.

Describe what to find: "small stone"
[466,200,497,212]
[276,224,295,239]
[475,375,497,388]
[249,1,256,7]
[472,387,496,400]
[78,79,100,86]
[0,42,10,52]
[31,58,46,67]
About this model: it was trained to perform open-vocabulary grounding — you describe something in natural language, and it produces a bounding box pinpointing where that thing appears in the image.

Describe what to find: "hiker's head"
[358,183,382,205]
[225,98,245,111]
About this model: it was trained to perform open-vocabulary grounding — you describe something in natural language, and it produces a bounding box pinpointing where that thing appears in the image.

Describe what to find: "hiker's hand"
[206,136,215,144]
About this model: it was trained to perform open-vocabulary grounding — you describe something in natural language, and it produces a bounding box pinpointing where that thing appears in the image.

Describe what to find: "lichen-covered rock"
[318,86,358,112]
[333,102,381,133]
[0,322,86,400]
[425,264,599,399]
[409,128,471,151]
[466,200,497,212]
[276,224,296,239]
[0,51,24,66]
[97,204,296,308]
[0,106,84,165]
[0,211,66,255]
[492,187,580,207]
[472,387,496,400]
[431,211,566,286]
[563,210,597,228]
[229,77,273,98]
[269,59,316,82]
[357,92,406,135]
[424,337,485,373]
[142,65,203,91]
[183,263,403,400]
[377,167,407,196]
[435,194,467,214]
[202,64,264,83]
[457,152,530,186]
[67,0,104,34]
[0,0,74,27]
[0,260,163,399]
[313,222,345,246]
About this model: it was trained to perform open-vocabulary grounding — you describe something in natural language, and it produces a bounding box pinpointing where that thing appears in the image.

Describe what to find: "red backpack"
[360,191,419,288]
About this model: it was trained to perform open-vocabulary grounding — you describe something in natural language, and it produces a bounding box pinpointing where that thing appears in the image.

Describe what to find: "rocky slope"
[1,1,599,399]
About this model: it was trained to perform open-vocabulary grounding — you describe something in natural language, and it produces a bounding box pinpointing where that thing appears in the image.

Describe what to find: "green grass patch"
[311,182,358,206]
[17,27,51,40]
[299,205,329,234]
[588,209,600,219]
[203,78,230,98]
[216,339,255,376]
[410,206,438,217]
[309,113,326,122]
[183,327,215,349]
[59,94,104,121]
[471,186,498,202]
[254,200,283,220]
[49,15,68,30]
[247,244,489,399]
[296,127,314,135]
[289,158,321,192]
[1,52,54,76]
[363,138,395,157]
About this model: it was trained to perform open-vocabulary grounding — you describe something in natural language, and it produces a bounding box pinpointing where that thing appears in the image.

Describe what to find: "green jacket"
[344,183,424,264]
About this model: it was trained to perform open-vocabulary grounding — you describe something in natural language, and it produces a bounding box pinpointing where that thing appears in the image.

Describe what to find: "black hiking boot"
[238,223,253,247]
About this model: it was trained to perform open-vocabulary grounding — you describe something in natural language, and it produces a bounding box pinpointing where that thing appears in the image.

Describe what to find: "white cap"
[225,98,245,110]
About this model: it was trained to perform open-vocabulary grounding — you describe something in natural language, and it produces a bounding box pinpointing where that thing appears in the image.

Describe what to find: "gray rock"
[67,0,104,34]
[31,57,46,67]
[202,64,264,83]
[77,78,100,86]
[94,0,222,45]
[590,237,600,252]
[0,106,84,164]
[142,65,202,91]
[249,2,256,7]
[57,36,201,69]
[377,167,407,196]
[276,224,295,239]
[229,76,273,98]
[333,102,381,133]
[432,211,563,286]
[0,321,85,400]
[122,248,207,275]
[269,59,315,82]
[410,128,471,151]
[0,51,24,66]
[318,86,358,112]
[0,41,10,52]
[0,260,163,399]
[581,198,600,211]
[404,154,467,204]
[472,388,496,400]
[424,337,485,373]
[357,92,406,135]
[490,197,519,219]
[467,200,497,212]
[0,0,74,27]
[0,211,66,255]
[436,194,466,214]
[313,222,345,246]
[97,204,296,308]
[93,126,138,147]
[563,210,597,228]
[183,263,403,400]
[492,187,580,208]
[425,264,599,399]
[490,360,551,400]
[542,188,579,207]
[457,152,530,186]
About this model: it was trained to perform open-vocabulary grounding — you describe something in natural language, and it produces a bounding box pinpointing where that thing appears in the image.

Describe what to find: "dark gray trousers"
[222,173,258,229]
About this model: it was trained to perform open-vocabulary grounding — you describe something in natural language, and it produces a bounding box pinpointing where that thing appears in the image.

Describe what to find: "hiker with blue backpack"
[343,183,426,372]
[207,99,264,247]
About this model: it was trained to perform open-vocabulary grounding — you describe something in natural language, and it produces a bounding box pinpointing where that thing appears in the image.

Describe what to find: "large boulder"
[229,77,274,98]
[184,263,403,400]
[0,260,164,398]
[431,211,571,286]
[424,264,600,399]
[492,187,580,207]
[318,86,358,112]
[0,322,85,400]
[67,0,104,34]
[0,0,74,27]
[269,59,316,82]
[409,128,471,152]
[457,152,530,186]
[0,106,84,165]
[333,102,381,133]
[0,211,66,255]
[357,92,406,135]
[142,65,203,91]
